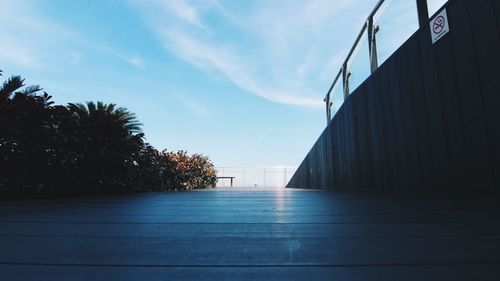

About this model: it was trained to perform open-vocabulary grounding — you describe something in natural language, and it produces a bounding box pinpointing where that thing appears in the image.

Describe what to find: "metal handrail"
[323,0,385,123]
[323,0,430,124]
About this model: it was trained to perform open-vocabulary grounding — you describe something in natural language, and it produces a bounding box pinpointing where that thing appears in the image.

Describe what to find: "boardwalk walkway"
[0,187,499,280]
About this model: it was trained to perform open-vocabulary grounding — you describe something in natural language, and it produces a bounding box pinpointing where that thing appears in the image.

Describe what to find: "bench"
[216,176,235,187]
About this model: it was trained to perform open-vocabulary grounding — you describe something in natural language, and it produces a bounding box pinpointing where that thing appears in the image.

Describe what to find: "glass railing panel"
[330,81,343,118]
[345,30,371,94]
[373,0,419,66]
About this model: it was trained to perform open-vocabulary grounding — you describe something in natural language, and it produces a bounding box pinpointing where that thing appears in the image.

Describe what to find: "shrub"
[0,70,216,200]
[162,150,217,191]
[134,148,217,191]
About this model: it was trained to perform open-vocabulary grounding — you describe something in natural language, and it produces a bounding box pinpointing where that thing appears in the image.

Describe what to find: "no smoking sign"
[430,8,450,44]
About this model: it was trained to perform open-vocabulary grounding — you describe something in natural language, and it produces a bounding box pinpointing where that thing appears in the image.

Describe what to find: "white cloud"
[133,0,365,108]
[0,41,39,68]
[161,29,322,108]
[0,0,74,68]
[163,0,206,29]
[0,0,145,70]
[134,0,208,30]
[127,57,144,68]
[179,96,211,117]
[96,45,146,69]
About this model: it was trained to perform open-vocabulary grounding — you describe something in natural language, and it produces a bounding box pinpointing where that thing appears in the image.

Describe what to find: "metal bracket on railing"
[342,64,351,100]
[367,17,379,73]
[324,93,333,123]
[322,0,431,127]
[323,0,386,125]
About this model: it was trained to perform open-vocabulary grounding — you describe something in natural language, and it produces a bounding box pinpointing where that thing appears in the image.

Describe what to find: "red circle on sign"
[433,15,445,34]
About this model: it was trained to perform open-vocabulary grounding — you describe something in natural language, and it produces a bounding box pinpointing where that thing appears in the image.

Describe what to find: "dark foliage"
[0,70,217,200]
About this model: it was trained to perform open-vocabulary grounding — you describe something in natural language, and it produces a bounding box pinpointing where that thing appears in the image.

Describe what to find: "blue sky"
[0,0,447,167]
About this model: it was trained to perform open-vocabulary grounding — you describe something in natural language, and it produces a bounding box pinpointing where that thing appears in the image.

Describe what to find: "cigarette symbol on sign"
[433,15,446,34]
[430,8,449,44]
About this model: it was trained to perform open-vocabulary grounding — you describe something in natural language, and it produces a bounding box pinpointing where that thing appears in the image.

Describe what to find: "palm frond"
[21,85,43,96]
[0,75,24,100]
[86,101,96,116]
[96,101,105,112]
[106,103,116,113]
[67,102,89,118]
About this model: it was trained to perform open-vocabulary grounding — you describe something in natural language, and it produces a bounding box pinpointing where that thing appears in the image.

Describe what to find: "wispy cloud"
[0,0,73,68]
[0,41,39,69]
[161,29,321,107]
[127,57,144,68]
[95,45,146,69]
[0,0,145,70]
[178,95,211,118]
[162,0,207,30]
[132,0,367,108]
[133,0,450,109]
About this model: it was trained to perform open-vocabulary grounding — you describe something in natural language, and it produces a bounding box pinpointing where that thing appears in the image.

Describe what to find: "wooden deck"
[0,187,499,280]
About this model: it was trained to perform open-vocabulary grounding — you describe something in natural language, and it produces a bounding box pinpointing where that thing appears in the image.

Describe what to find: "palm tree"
[68,101,142,135]
[66,101,144,194]
[0,75,24,104]
[0,71,54,198]
[0,73,43,105]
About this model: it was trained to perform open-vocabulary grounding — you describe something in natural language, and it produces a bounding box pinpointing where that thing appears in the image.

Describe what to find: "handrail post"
[324,93,332,124]
[322,0,385,125]
[342,63,350,100]
[367,16,379,73]
[416,0,429,28]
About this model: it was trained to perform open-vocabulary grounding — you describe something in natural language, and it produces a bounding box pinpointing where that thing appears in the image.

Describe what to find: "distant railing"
[215,166,297,188]
[323,0,430,124]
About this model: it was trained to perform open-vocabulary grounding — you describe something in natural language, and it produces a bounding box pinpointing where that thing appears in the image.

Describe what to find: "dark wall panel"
[352,85,372,192]
[432,18,471,197]
[448,0,493,196]
[287,0,500,197]
[386,57,411,194]
[395,39,423,195]
[467,0,500,193]
[417,22,451,197]
[377,58,398,194]
[405,35,432,196]
[366,72,383,193]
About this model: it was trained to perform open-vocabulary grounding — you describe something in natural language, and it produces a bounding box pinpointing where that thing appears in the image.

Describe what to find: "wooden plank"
[344,99,358,192]
[405,33,434,196]
[371,68,392,194]
[351,85,372,192]
[2,235,500,266]
[337,106,349,191]
[2,222,500,238]
[446,0,493,196]
[432,18,470,197]
[325,124,334,188]
[1,189,500,280]
[417,16,451,197]
[376,57,397,194]
[330,121,339,190]
[395,39,423,196]
[386,56,411,194]
[2,264,500,281]
[366,70,385,193]
[466,0,500,193]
